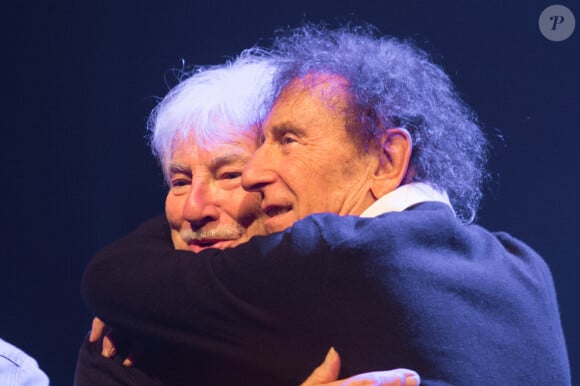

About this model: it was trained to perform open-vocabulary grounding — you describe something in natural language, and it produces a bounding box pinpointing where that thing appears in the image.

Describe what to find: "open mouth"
[261,205,294,233]
[193,239,230,245]
[189,239,232,250]
[195,240,219,247]
[264,205,292,218]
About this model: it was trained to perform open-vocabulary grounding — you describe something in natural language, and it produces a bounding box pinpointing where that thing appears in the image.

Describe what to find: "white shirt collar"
[360,182,455,218]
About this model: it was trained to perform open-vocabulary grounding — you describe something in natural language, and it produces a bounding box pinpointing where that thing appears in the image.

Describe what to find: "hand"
[88,317,107,343]
[88,317,135,366]
[301,348,420,386]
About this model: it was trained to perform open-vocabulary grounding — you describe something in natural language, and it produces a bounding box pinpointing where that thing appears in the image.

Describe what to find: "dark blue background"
[2,1,578,384]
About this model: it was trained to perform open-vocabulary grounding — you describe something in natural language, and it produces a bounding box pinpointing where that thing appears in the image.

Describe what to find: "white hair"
[147,49,276,181]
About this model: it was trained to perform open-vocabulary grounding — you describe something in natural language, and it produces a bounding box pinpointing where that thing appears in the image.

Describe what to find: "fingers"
[101,334,117,358]
[88,317,119,359]
[300,347,341,385]
[300,347,420,386]
[89,317,107,343]
[341,369,420,386]
[123,355,135,367]
[99,329,136,366]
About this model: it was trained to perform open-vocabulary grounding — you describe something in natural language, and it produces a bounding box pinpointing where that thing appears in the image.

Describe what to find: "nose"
[183,180,220,229]
[242,144,277,193]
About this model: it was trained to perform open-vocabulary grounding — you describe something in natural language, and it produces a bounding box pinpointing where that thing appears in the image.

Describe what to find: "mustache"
[180,224,245,242]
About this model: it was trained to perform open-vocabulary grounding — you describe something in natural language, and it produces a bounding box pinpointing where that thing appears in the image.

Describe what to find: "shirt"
[361,182,453,217]
[0,338,49,386]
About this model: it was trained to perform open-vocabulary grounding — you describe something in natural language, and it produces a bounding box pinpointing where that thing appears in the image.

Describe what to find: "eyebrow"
[168,163,191,177]
[269,122,306,137]
[208,151,250,171]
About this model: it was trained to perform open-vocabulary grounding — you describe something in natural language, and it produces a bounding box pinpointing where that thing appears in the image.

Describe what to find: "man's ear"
[370,128,412,199]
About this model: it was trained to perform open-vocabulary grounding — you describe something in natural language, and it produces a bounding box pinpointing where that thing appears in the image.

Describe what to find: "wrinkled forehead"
[263,72,352,130]
[170,127,259,158]
[176,119,260,149]
[277,72,350,106]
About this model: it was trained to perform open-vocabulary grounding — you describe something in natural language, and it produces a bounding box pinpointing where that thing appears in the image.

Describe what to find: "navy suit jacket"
[77,202,571,385]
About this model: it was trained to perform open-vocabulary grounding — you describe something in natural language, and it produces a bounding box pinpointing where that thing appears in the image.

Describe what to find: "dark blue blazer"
[77,202,571,385]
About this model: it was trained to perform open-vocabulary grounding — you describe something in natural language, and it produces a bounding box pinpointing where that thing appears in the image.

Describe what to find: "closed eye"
[280,131,299,145]
[220,171,242,180]
[171,178,190,187]
[281,135,297,145]
[169,176,191,196]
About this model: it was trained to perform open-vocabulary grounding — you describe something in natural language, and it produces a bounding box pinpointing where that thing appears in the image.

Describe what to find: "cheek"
[243,220,266,241]
[165,194,188,250]
[232,191,263,227]
[287,150,339,186]
[171,229,188,250]
[164,194,183,227]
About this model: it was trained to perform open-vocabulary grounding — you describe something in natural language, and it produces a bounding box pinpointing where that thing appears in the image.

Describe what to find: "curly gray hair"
[269,24,489,222]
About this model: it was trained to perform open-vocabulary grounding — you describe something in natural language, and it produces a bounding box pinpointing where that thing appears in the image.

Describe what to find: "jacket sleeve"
[81,214,336,352]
